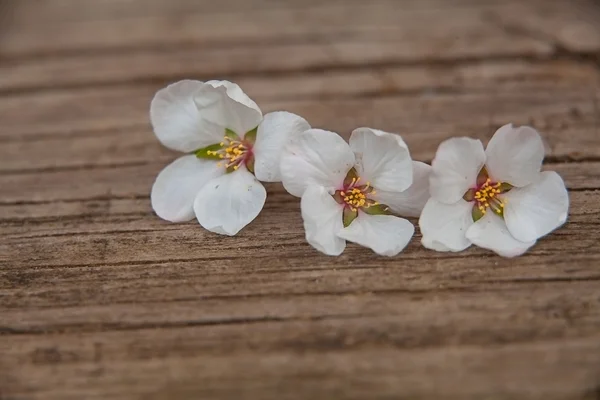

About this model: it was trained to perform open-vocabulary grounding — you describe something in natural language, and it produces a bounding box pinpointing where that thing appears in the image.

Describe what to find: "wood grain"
[1,0,600,399]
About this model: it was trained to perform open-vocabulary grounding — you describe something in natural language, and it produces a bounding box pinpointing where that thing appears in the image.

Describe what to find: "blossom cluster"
[149,80,569,258]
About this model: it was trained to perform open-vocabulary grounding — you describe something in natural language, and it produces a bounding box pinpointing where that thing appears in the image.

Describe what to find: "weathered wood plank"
[1,282,599,347]
[488,0,600,53]
[2,0,598,93]
[1,0,599,399]
[0,198,149,222]
[0,38,552,93]
[2,240,600,310]
[8,0,493,29]
[2,1,571,93]
[1,335,599,400]
[0,0,545,57]
[4,0,599,61]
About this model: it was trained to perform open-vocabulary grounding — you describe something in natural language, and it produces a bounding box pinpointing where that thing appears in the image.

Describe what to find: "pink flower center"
[332,168,392,227]
[334,176,379,212]
[472,178,506,216]
[463,167,512,220]
[207,135,254,171]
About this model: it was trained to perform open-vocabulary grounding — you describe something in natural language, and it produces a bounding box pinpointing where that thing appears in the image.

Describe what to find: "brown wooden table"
[1,0,600,398]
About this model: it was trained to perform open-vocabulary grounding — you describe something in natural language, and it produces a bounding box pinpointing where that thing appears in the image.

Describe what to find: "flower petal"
[151,155,224,222]
[193,167,266,236]
[150,80,223,152]
[465,213,536,257]
[372,161,431,217]
[430,137,486,204]
[300,186,345,256]
[337,214,414,256]
[205,80,262,115]
[419,198,474,252]
[421,236,452,252]
[485,124,544,187]
[503,171,569,243]
[195,84,263,139]
[253,111,311,183]
[349,127,413,192]
[280,129,355,197]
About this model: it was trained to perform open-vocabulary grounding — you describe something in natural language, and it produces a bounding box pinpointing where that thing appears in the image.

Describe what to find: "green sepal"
[195,143,223,160]
[343,167,359,187]
[362,204,392,216]
[476,166,489,187]
[497,182,513,193]
[225,128,240,140]
[332,191,345,204]
[244,126,258,145]
[489,198,506,218]
[472,205,485,222]
[463,188,475,202]
[493,206,505,218]
[343,207,358,227]
[246,155,255,173]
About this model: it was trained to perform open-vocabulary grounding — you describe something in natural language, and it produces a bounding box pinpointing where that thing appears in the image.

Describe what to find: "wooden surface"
[1,0,600,399]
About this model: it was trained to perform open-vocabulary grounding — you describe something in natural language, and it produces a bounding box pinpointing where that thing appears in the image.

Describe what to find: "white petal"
[150,80,223,152]
[205,80,262,116]
[466,213,536,258]
[193,167,266,236]
[503,171,569,243]
[280,129,355,197]
[349,127,413,192]
[421,236,452,252]
[419,198,473,252]
[373,161,431,217]
[194,84,263,139]
[337,214,414,257]
[300,186,345,256]
[151,155,224,222]
[485,124,544,187]
[430,137,486,204]
[253,111,311,183]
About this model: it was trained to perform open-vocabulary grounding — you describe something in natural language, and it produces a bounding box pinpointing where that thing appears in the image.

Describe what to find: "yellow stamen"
[339,175,382,211]
[469,177,510,217]
[210,134,251,170]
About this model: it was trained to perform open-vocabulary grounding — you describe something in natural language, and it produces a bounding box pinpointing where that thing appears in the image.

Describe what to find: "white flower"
[150,80,310,235]
[419,124,569,257]
[280,127,431,256]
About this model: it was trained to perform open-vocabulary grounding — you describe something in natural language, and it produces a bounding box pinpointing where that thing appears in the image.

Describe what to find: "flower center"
[463,167,512,221]
[332,168,391,227]
[195,127,258,173]
[474,178,506,216]
[207,135,252,171]
[336,176,378,212]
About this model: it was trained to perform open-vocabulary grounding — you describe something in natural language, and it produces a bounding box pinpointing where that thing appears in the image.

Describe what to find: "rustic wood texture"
[1,0,600,399]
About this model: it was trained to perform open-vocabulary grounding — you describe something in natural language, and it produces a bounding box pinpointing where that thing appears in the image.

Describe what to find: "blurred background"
[1,0,599,175]
[1,0,599,165]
